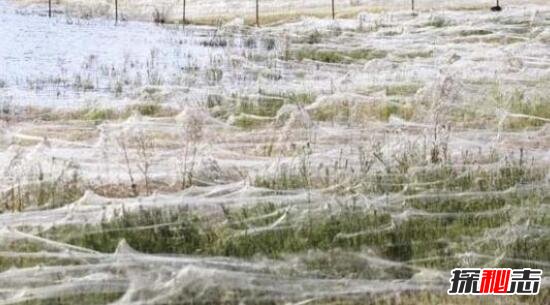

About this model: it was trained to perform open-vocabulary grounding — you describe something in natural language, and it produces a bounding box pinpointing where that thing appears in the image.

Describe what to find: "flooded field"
[0,0,549,304]
[0,0,234,107]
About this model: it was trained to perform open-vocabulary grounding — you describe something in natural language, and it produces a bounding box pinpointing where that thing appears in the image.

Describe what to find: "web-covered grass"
[0,1,549,304]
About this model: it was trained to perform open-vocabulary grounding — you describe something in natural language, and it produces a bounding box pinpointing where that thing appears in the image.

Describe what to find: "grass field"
[0,0,549,304]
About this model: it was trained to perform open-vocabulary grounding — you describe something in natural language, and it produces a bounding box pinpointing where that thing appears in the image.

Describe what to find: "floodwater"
[0,0,222,108]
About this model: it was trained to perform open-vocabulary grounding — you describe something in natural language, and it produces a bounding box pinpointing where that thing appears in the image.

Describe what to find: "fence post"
[256,0,259,27]
[183,0,186,27]
[115,0,118,24]
[411,0,415,11]
[48,0,51,17]
[332,0,335,19]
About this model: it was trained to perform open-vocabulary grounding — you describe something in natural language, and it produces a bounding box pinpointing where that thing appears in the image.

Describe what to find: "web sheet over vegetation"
[0,1,549,304]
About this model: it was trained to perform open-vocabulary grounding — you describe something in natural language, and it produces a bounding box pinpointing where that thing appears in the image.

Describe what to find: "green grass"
[43,208,205,255]
[10,162,547,305]
[236,96,285,117]
[459,29,493,36]
[385,84,422,97]
[308,100,416,123]
[425,16,450,28]
[1,178,84,212]
[491,88,550,129]
[231,114,273,129]
[129,102,163,117]
[38,176,547,268]
[287,92,317,105]
[83,108,116,121]
[505,97,550,129]
[41,203,393,259]
[255,89,317,106]
[13,293,123,305]
[504,234,550,269]
[254,167,310,190]
[396,50,434,59]
[375,101,415,121]
[318,289,550,305]
[30,102,172,122]
[293,48,387,64]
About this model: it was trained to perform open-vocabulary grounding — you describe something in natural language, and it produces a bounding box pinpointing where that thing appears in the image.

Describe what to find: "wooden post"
[115,0,118,24]
[331,0,335,20]
[255,0,259,27]
[411,0,415,11]
[48,0,51,17]
[183,0,186,27]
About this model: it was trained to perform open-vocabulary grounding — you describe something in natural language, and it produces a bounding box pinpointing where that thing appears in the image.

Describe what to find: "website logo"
[448,268,542,295]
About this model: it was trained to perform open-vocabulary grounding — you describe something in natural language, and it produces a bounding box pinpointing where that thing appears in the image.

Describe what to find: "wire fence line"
[43,0,430,26]
[42,0,508,26]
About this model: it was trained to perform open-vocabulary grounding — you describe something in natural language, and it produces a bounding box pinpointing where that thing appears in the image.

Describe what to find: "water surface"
[0,1,221,108]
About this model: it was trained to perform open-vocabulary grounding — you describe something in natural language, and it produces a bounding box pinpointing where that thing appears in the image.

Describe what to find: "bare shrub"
[177,111,204,189]
[116,131,155,196]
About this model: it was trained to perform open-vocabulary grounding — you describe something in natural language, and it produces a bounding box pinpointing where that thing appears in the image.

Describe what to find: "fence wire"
[34,0,537,26]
